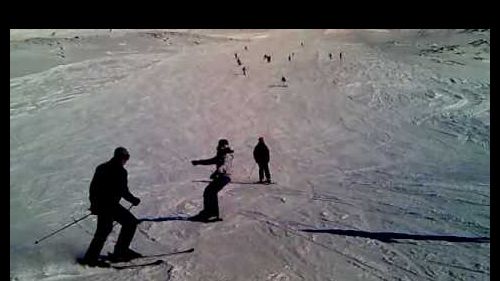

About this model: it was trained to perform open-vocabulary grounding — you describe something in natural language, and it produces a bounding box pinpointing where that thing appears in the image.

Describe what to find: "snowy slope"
[10,29,489,281]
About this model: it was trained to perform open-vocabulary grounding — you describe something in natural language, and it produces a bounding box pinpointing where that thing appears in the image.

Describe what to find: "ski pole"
[34,212,92,245]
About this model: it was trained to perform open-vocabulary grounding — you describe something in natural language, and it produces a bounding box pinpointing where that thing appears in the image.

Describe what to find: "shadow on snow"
[301,228,490,243]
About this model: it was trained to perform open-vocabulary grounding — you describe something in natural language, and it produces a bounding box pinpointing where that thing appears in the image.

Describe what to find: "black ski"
[84,248,194,270]
[101,248,195,262]
[111,259,163,270]
[137,248,195,259]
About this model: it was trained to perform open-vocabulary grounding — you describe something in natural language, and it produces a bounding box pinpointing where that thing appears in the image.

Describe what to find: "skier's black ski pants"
[84,205,139,260]
[200,175,231,218]
[257,162,271,182]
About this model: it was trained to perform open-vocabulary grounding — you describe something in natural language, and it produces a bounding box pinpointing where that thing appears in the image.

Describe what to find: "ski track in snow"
[11,29,489,281]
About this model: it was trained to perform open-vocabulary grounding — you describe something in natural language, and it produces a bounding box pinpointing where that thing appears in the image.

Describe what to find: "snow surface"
[10,29,489,280]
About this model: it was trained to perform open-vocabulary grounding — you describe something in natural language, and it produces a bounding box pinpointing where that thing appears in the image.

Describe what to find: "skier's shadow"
[301,228,490,243]
[139,216,189,222]
[139,215,222,223]
[192,180,261,185]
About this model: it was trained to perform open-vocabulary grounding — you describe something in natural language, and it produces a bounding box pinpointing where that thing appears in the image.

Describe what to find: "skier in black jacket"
[190,139,234,222]
[253,137,272,183]
[79,147,141,267]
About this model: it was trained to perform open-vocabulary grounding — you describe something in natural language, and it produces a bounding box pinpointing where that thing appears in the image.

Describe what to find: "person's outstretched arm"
[192,155,218,166]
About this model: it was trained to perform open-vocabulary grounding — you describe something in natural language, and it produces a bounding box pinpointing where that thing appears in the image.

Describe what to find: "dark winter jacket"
[89,158,138,214]
[194,147,234,178]
[253,142,270,164]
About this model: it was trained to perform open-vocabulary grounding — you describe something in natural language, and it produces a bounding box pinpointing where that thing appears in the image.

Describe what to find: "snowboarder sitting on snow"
[79,147,141,267]
[253,137,272,184]
[190,139,234,222]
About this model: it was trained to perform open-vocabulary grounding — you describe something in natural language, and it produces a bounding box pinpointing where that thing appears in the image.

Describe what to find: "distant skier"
[288,55,291,61]
[242,66,247,76]
[329,53,332,60]
[281,76,287,86]
[234,53,238,59]
[301,41,304,47]
[253,137,272,184]
[267,55,271,63]
[237,58,242,66]
[244,46,248,50]
[78,147,141,267]
[190,139,234,222]
[340,51,343,61]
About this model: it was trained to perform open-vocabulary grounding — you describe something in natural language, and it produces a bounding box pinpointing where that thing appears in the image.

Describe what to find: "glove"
[131,197,141,206]
[191,160,199,166]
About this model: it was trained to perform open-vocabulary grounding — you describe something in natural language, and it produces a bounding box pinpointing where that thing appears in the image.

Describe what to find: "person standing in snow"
[79,147,141,267]
[253,137,272,184]
[190,139,234,222]
[242,66,247,76]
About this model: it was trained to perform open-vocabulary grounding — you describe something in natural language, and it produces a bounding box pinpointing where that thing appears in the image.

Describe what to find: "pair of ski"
[78,248,194,270]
